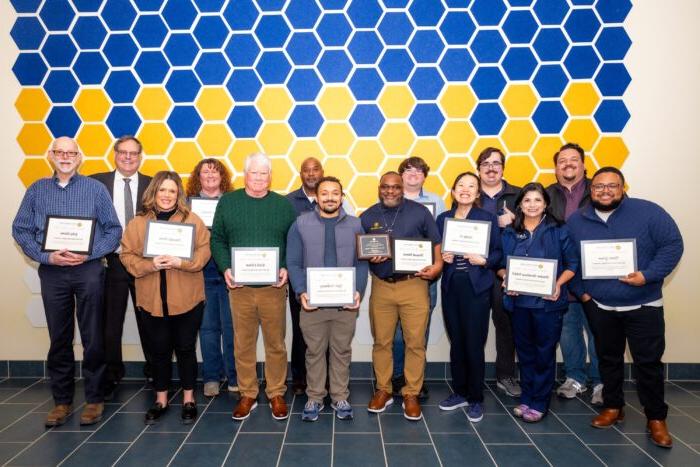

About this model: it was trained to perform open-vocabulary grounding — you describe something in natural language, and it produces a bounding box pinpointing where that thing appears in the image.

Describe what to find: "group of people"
[12,136,682,450]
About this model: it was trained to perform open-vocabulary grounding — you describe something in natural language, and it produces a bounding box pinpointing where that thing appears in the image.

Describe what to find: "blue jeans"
[559,302,600,386]
[392,280,437,378]
[199,264,237,384]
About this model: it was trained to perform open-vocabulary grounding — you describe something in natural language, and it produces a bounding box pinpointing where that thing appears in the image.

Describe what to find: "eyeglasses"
[51,150,79,159]
[116,150,141,158]
[591,183,622,192]
[380,184,402,191]
[479,161,503,169]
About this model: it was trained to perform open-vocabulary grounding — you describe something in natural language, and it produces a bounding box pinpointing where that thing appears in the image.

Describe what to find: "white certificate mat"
[231,247,279,285]
[42,215,96,254]
[416,201,436,219]
[392,238,434,273]
[307,267,356,307]
[581,239,637,279]
[143,220,195,260]
[506,255,557,297]
[189,197,219,228]
[442,218,491,256]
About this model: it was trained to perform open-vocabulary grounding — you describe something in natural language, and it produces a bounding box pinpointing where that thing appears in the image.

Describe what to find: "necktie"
[124,178,134,224]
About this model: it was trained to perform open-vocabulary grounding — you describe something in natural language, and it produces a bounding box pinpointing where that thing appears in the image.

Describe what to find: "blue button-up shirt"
[12,174,122,264]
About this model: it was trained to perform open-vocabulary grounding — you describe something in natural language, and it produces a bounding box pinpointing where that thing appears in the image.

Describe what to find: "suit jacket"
[91,170,151,212]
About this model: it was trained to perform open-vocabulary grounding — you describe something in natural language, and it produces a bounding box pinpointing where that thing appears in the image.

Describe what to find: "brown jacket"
[120,211,211,317]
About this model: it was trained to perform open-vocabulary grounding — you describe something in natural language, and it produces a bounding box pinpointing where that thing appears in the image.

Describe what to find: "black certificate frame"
[441,218,492,257]
[505,255,558,298]
[356,233,392,260]
[391,237,434,274]
[231,246,280,286]
[306,267,356,308]
[580,238,638,280]
[41,215,96,255]
[143,220,196,261]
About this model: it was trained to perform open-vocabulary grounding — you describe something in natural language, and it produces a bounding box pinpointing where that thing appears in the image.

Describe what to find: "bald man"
[12,137,122,427]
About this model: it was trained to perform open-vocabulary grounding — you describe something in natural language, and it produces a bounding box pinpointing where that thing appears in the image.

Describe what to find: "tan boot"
[46,404,72,427]
[647,420,673,448]
[591,408,624,429]
[80,402,104,425]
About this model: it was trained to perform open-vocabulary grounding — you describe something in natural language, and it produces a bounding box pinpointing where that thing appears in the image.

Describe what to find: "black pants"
[443,273,491,403]
[585,302,667,420]
[288,288,307,383]
[142,303,204,392]
[491,276,516,379]
[38,260,106,404]
[103,253,153,384]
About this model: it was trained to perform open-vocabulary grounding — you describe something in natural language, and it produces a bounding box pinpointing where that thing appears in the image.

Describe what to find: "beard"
[592,198,622,212]
[320,203,340,214]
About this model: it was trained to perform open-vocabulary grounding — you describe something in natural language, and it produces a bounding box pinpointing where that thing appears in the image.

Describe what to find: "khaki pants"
[300,308,357,404]
[369,275,429,396]
[229,286,288,399]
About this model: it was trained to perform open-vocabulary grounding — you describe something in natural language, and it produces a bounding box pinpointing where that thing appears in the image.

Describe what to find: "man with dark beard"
[567,167,683,448]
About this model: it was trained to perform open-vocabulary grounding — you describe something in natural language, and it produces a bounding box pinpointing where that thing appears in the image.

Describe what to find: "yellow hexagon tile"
[288,139,325,170]
[227,139,262,174]
[562,119,600,152]
[15,88,51,121]
[377,156,403,174]
[167,142,203,174]
[140,157,172,176]
[536,172,557,187]
[196,87,233,120]
[322,157,355,190]
[18,157,53,187]
[532,136,564,170]
[17,123,53,156]
[378,85,416,119]
[349,140,385,173]
[318,86,355,121]
[504,156,538,187]
[77,124,112,157]
[501,84,538,118]
[256,87,293,121]
[410,139,446,174]
[440,121,476,154]
[593,136,629,168]
[439,156,475,190]
[135,87,173,120]
[269,157,295,192]
[74,89,111,122]
[584,154,598,175]
[470,137,504,161]
[258,123,294,155]
[319,123,355,156]
[379,122,415,155]
[563,82,600,117]
[348,175,380,211]
[424,174,447,200]
[138,122,173,156]
[439,85,477,119]
[80,159,111,175]
[501,120,537,154]
[197,123,233,157]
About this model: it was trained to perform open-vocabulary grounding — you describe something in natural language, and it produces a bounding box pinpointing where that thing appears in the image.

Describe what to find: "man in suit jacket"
[91,135,152,397]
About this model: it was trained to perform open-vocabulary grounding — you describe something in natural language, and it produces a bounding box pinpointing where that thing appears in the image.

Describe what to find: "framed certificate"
[231,247,279,285]
[416,201,436,219]
[442,218,491,257]
[356,234,392,260]
[392,238,434,273]
[307,267,356,307]
[143,220,196,260]
[189,197,219,228]
[506,256,558,297]
[581,239,637,279]
[41,215,96,254]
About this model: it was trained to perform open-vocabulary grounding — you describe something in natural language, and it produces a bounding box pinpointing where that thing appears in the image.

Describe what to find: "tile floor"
[0,378,698,466]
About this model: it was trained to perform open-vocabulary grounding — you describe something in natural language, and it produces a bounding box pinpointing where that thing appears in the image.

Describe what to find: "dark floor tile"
[145,406,194,433]
[206,390,241,413]
[62,442,130,466]
[674,381,700,391]
[187,412,238,443]
[664,385,700,406]
[473,413,528,444]
[432,433,493,467]
[668,364,700,380]
[170,443,231,467]
[0,443,29,465]
[116,432,187,467]
[481,390,510,414]
[424,362,446,380]
[488,445,549,467]
[557,414,631,444]
[333,405,379,433]
[421,381,454,403]
[91,413,146,442]
[5,381,53,404]
[548,396,597,414]
[531,433,603,466]
[0,412,52,442]
[0,379,40,389]
[348,381,376,403]
[223,433,283,466]
[486,384,520,408]
[107,382,146,404]
[0,389,22,403]
[627,433,700,465]
[0,404,35,431]
[589,445,659,467]
[284,413,333,443]
[9,361,44,378]
[279,444,332,466]
[679,406,700,419]
[665,414,700,444]
[613,407,651,434]
[333,434,385,467]
[516,412,570,434]
[349,362,374,379]
[239,405,289,433]
[422,405,473,433]
[8,431,89,466]
[385,444,440,467]
[120,389,157,412]
[380,413,430,443]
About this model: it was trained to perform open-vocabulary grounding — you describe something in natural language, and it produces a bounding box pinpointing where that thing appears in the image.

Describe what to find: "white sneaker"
[228,385,239,393]
[556,378,586,399]
[203,381,220,397]
[591,384,604,406]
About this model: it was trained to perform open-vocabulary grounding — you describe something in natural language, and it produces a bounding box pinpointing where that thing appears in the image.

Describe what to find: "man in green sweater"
[211,153,296,421]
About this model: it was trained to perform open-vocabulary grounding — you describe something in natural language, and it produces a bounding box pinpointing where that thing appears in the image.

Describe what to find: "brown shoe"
[46,404,72,427]
[367,390,394,413]
[269,395,289,420]
[402,395,422,421]
[232,396,258,421]
[591,408,624,428]
[80,403,104,425]
[647,420,673,448]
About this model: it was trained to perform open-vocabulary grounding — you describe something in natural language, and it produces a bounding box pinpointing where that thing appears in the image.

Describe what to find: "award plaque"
[581,239,637,279]
[189,197,219,228]
[306,267,356,307]
[505,256,558,297]
[356,234,392,260]
[143,220,196,260]
[41,215,96,254]
[231,247,279,285]
[392,238,434,273]
[441,218,491,257]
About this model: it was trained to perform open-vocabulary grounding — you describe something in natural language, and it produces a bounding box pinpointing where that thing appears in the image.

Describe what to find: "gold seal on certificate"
[581,239,637,279]
[306,267,356,307]
[189,197,219,228]
[506,256,558,297]
[442,218,491,256]
[392,238,434,273]
[41,215,96,254]
[143,220,196,260]
[356,234,391,259]
[416,201,436,219]
[231,247,279,285]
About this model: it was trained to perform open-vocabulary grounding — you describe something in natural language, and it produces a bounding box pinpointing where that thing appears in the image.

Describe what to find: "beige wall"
[1,1,698,362]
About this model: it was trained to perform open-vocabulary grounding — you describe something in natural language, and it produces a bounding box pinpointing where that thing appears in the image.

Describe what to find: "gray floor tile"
[432,433,493,466]
[0,379,40,389]
[473,413,529,444]
[206,390,242,413]
[0,443,29,465]
[548,396,597,414]
[5,381,54,404]
[380,413,431,443]
[8,431,89,466]
[333,405,380,433]
[664,414,700,444]
[116,432,187,467]
[0,404,35,431]
[487,445,549,467]
[223,433,283,466]
[557,414,631,444]
[170,443,231,467]
[531,433,604,466]
[0,412,52,443]
[385,444,440,467]
[589,445,659,467]
[61,442,130,466]
[91,412,146,442]
[628,433,700,465]
[673,382,700,391]
[333,433,385,466]
[515,412,570,434]
[279,444,332,467]
[284,412,333,443]
[238,405,289,433]
[186,412,239,443]
[422,405,474,433]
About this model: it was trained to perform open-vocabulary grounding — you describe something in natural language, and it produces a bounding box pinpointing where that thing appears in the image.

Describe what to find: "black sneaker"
[417,384,429,401]
[145,402,168,425]
[181,402,197,425]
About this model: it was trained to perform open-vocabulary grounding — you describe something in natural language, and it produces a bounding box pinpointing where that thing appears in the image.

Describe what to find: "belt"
[376,274,413,283]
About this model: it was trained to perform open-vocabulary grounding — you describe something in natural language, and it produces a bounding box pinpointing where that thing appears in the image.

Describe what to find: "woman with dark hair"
[120,171,211,425]
[436,172,502,423]
[497,182,578,422]
[186,159,237,398]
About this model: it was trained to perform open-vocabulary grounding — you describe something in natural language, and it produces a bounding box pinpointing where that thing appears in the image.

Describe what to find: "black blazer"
[91,171,152,213]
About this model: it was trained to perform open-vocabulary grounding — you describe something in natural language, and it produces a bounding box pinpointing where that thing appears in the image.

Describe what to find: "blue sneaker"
[439,393,469,411]
[331,400,354,420]
[302,400,323,422]
[467,402,483,422]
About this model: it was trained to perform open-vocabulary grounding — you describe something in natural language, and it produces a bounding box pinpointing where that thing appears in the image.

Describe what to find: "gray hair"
[243,152,272,173]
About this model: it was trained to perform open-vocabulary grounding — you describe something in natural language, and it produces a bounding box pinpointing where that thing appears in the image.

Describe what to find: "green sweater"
[211,188,296,273]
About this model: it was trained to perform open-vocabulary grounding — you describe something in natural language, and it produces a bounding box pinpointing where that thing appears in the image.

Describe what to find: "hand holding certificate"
[189,197,219,228]
[42,215,96,254]
[581,239,637,279]
[306,267,356,308]
[441,218,491,257]
[143,220,196,260]
[231,247,279,285]
[505,256,558,297]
